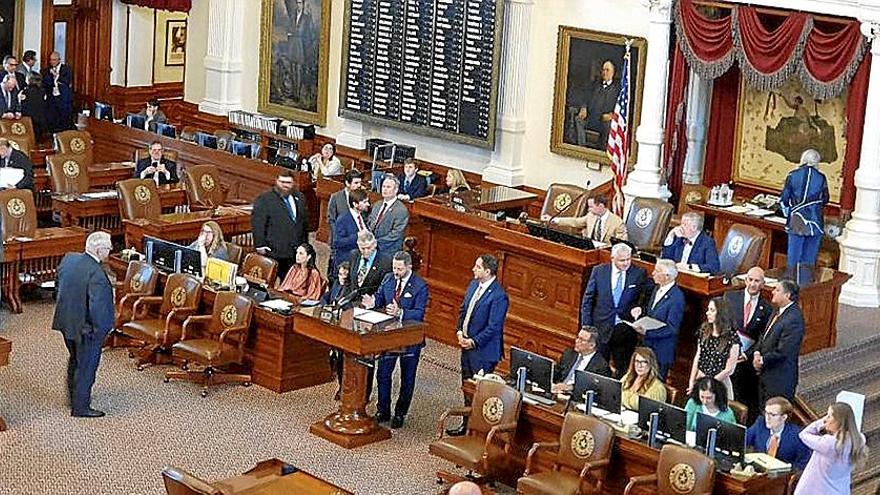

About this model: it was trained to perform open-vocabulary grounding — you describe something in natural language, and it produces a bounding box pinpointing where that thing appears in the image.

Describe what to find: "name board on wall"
[339,0,504,149]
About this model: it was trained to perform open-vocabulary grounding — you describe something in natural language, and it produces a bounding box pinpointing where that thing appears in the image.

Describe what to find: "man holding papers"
[630,259,685,380]
[660,212,720,274]
[0,137,33,190]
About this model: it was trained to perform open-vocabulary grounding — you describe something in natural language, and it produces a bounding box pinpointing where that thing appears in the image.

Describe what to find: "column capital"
[642,0,673,19]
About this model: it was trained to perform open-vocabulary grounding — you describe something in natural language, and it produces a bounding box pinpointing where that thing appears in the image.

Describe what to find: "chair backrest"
[664,383,679,407]
[555,412,615,472]
[160,273,203,316]
[134,148,179,163]
[205,292,254,358]
[656,444,716,495]
[0,189,37,240]
[117,178,162,221]
[3,133,31,155]
[541,183,589,219]
[677,184,710,215]
[728,400,748,426]
[161,466,222,495]
[0,117,35,148]
[718,223,766,275]
[467,379,522,437]
[214,130,236,152]
[179,126,198,142]
[241,253,278,286]
[122,260,159,300]
[183,164,224,209]
[625,197,673,251]
[54,130,94,164]
[225,242,243,266]
[46,153,91,194]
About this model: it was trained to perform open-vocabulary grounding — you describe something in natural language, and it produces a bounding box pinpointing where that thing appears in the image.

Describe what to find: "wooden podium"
[293,306,425,449]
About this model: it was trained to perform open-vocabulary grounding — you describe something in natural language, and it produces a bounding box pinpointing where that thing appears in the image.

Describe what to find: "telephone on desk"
[748,193,781,211]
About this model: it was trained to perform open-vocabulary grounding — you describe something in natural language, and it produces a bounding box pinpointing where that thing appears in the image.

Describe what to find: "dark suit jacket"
[134,157,179,185]
[345,250,392,298]
[251,188,309,260]
[581,262,649,344]
[457,279,509,364]
[661,232,721,273]
[553,348,611,383]
[51,253,114,341]
[0,87,20,115]
[42,64,73,108]
[725,289,772,346]
[332,210,363,262]
[6,71,26,91]
[746,417,811,470]
[372,272,429,352]
[642,284,686,368]
[398,174,428,200]
[2,148,34,190]
[327,189,350,244]
[754,303,804,400]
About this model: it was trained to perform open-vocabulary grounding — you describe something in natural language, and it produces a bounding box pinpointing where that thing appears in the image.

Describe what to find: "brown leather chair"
[121,273,203,369]
[429,379,522,486]
[105,260,159,349]
[225,242,244,266]
[182,164,248,210]
[46,153,91,194]
[241,253,278,286]
[3,133,31,155]
[718,223,766,275]
[0,189,37,241]
[625,197,673,253]
[54,130,94,165]
[0,117,36,150]
[517,412,615,495]
[162,459,293,495]
[623,444,715,495]
[672,184,710,227]
[134,148,179,163]
[664,383,679,407]
[117,178,162,221]
[214,130,236,152]
[728,400,748,425]
[178,126,198,143]
[164,291,255,397]
[541,183,589,219]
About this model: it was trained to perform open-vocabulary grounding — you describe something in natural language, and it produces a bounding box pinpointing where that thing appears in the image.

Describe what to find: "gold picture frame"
[259,0,331,126]
[550,26,647,164]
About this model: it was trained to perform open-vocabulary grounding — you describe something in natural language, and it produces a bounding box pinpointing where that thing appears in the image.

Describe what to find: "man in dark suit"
[134,141,179,185]
[551,327,611,394]
[3,55,26,90]
[632,259,685,380]
[362,251,429,428]
[42,51,74,132]
[581,242,649,375]
[725,266,772,423]
[252,169,309,280]
[397,158,428,201]
[746,396,811,470]
[52,232,115,418]
[0,137,34,190]
[345,230,392,302]
[0,73,20,118]
[136,98,168,132]
[752,279,804,406]
[368,175,409,256]
[447,254,509,436]
[328,169,364,270]
[660,212,720,274]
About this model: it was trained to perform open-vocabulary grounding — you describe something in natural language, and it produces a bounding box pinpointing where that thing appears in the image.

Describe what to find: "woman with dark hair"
[620,347,667,410]
[687,296,740,399]
[20,72,48,141]
[321,261,353,400]
[309,142,343,179]
[277,242,324,300]
[684,376,737,431]
[795,402,868,495]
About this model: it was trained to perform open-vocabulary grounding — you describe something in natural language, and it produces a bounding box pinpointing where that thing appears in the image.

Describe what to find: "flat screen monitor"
[155,122,177,138]
[695,411,746,461]
[126,113,147,130]
[509,346,554,395]
[195,132,218,149]
[638,396,688,445]
[231,140,252,158]
[205,257,238,288]
[95,102,113,121]
[178,245,202,278]
[573,370,622,414]
[144,236,183,273]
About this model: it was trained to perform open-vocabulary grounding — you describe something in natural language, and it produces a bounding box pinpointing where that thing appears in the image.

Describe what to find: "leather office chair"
[214,130,236,152]
[3,133,31,155]
[46,153,91,194]
[182,164,247,210]
[162,460,290,495]
[178,126,198,143]
[121,273,202,369]
[54,130,94,165]
[117,178,162,221]
[0,189,37,241]
[134,148,179,163]
[165,291,255,397]
[672,184,710,227]
[728,400,748,425]
[430,380,522,487]
[625,197,673,253]
[664,383,679,407]
[241,253,278,286]
[105,260,159,350]
[225,242,243,266]
[718,223,766,275]
[623,444,715,495]
[0,117,36,150]
[517,412,615,495]
[541,183,589,219]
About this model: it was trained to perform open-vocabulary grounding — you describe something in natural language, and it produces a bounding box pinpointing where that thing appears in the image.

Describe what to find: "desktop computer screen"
[638,396,688,445]
[696,411,746,462]
[509,347,555,394]
[126,113,147,130]
[573,370,622,414]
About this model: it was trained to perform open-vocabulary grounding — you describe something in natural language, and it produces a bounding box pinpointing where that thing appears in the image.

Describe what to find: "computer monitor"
[695,411,746,462]
[509,347,555,395]
[95,102,113,121]
[195,132,218,149]
[230,140,252,158]
[178,245,202,278]
[573,370,622,414]
[204,257,238,288]
[126,113,147,130]
[144,236,183,273]
[638,396,688,446]
[155,122,177,138]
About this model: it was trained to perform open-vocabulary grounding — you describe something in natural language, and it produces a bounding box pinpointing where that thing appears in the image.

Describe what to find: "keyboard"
[523,392,556,406]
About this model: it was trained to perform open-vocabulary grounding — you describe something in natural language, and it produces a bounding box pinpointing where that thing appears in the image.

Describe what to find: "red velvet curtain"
[676,0,734,66]
[663,44,689,198]
[735,8,809,84]
[803,21,868,100]
[842,52,871,213]
[702,68,740,187]
[121,0,191,11]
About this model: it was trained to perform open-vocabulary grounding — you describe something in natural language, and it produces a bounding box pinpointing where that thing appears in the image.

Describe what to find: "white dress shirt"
[565,351,597,385]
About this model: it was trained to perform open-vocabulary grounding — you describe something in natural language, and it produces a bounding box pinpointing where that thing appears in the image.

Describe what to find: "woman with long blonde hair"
[795,402,868,495]
[445,169,470,194]
[188,221,228,267]
[620,347,667,410]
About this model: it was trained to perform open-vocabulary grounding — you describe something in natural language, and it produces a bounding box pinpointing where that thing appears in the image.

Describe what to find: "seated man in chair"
[543,194,628,243]
[660,211,719,274]
[135,141,179,185]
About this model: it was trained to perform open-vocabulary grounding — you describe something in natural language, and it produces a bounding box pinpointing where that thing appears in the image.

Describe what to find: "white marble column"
[837,22,880,307]
[198,0,245,115]
[682,69,712,184]
[481,0,533,186]
[622,0,673,201]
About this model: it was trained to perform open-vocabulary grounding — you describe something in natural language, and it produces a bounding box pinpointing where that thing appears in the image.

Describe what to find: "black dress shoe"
[374,412,391,424]
[390,415,404,429]
[445,424,466,437]
[71,408,105,418]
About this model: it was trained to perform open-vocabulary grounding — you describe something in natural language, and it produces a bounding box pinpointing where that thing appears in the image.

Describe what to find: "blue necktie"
[284,197,296,222]
[612,271,624,306]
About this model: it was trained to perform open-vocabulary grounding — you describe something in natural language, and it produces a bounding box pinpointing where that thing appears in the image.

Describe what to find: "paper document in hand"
[624,316,666,331]
[353,307,395,324]
[0,167,23,187]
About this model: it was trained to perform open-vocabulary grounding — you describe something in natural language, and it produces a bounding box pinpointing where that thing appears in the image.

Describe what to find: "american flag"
[606,43,632,217]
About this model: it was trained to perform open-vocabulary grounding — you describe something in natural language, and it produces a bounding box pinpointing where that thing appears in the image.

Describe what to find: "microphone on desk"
[332,285,369,309]
[546,180,591,225]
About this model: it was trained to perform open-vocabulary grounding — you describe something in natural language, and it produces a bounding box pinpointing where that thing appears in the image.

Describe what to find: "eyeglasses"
[634,359,649,366]
[764,411,784,418]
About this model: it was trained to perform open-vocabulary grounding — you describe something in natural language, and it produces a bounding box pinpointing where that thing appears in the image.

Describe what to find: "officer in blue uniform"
[780,149,829,268]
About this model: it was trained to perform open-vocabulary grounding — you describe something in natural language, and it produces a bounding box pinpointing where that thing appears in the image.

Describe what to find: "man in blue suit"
[660,212,720,274]
[746,396,811,470]
[780,149,829,268]
[447,254,509,436]
[52,232,115,418]
[362,251,429,429]
[632,259,685,380]
[751,279,804,406]
[397,158,428,201]
[581,242,649,376]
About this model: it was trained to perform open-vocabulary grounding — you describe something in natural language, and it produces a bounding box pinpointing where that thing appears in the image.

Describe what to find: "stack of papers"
[623,316,666,331]
[0,168,23,188]
[722,205,750,214]
[744,208,774,217]
[259,299,293,311]
[745,453,791,473]
[353,307,395,324]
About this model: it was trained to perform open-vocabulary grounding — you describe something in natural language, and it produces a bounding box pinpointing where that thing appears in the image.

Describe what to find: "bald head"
[601,61,615,83]
[745,266,765,296]
[449,481,481,495]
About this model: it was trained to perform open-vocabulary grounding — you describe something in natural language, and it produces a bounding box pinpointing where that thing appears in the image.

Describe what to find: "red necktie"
[744,298,753,327]
[355,213,365,231]
[394,279,403,303]
[375,203,388,226]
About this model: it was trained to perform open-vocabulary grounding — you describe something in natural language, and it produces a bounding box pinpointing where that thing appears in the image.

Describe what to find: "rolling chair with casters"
[104,260,159,350]
[240,253,278,287]
[541,183,589,220]
[46,152,91,194]
[117,178,162,222]
[182,164,248,211]
[671,184,710,227]
[623,443,715,495]
[54,129,94,166]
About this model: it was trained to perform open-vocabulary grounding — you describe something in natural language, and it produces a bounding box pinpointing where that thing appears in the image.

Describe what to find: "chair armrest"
[218,325,249,346]
[132,296,163,319]
[117,293,140,309]
[180,315,212,340]
[623,474,658,495]
[485,421,518,449]
[579,458,610,481]
[524,442,559,475]
[435,407,471,439]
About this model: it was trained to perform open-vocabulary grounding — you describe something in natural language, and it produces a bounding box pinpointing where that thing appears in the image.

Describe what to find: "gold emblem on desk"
[571,429,595,458]
[70,137,86,153]
[6,198,26,218]
[200,174,216,191]
[669,463,696,494]
[482,397,504,424]
[10,123,25,135]
[635,208,654,229]
[220,305,238,326]
[62,160,80,178]
[171,287,187,307]
[130,277,143,292]
[134,185,152,204]
[554,193,572,212]
[727,235,744,256]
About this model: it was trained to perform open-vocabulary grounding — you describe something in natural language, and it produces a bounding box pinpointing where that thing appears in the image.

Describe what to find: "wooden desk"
[33,162,136,214]
[122,208,253,249]
[52,185,187,236]
[0,337,9,431]
[461,380,788,495]
[690,202,789,269]
[235,471,353,495]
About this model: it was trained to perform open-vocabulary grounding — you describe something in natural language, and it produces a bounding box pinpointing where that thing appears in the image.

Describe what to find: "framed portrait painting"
[259,0,331,126]
[165,20,187,67]
[550,26,646,164]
